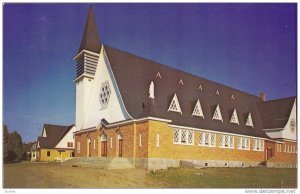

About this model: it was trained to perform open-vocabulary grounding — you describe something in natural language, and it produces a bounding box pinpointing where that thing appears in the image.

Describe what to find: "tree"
[3,125,9,162]
[7,131,23,161]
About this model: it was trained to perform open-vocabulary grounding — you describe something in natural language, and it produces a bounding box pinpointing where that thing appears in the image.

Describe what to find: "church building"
[73,6,297,169]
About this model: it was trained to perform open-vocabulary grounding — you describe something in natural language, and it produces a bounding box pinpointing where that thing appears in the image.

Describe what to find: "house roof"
[78,5,101,54]
[37,124,74,149]
[104,45,272,138]
[257,97,296,129]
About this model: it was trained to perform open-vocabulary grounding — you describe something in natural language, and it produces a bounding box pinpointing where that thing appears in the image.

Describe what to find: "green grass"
[146,167,297,188]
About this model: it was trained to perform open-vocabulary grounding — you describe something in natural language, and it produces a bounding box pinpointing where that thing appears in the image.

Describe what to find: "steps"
[107,157,134,169]
[62,157,134,169]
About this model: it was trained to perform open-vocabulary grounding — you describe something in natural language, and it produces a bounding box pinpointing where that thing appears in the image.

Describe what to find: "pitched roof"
[257,97,296,129]
[37,124,74,149]
[78,5,101,54]
[104,45,271,138]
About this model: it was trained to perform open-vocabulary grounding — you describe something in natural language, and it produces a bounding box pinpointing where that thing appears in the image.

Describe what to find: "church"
[73,6,297,169]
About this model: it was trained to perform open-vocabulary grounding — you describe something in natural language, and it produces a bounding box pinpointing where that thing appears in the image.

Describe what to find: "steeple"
[78,5,101,54]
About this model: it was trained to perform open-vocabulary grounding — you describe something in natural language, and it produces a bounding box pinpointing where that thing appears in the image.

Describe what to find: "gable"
[81,45,131,130]
[55,125,76,149]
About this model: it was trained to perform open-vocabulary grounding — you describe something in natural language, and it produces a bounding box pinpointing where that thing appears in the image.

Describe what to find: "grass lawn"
[146,167,297,188]
[3,162,297,188]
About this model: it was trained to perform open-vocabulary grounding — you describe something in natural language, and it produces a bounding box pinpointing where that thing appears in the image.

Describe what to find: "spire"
[78,5,101,54]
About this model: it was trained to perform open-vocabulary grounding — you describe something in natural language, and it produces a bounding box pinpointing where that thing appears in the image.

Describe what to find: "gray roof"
[30,142,37,151]
[104,45,273,138]
[37,124,74,149]
[257,97,295,129]
[78,5,101,54]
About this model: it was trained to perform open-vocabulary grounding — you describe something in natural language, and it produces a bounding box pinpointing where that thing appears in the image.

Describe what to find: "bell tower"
[74,5,101,130]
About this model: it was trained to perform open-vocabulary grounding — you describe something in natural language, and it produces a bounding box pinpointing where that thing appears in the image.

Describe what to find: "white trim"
[103,46,134,120]
[198,84,203,90]
[73,73,95,82]
[198,131,216,147]
[73,49,100,61]
[178,79,184,85]
[230,109,239,125]
[169,124,267,140]
[168,93,182,114]
[212,104,223,122]
[192,99,204,118]
[156,72,161,79]
[139,133,142,147]
[262,128,284,131]
[156,134,160,147]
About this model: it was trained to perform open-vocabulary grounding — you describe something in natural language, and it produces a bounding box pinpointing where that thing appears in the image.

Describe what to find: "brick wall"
[269,141,297,163]
[148,120,264,162]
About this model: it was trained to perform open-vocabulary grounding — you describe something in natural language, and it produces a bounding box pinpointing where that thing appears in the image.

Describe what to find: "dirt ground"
[3,162,162,188]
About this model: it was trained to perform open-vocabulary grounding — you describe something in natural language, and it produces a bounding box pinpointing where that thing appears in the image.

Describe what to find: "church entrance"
[101,133,107,157]
[118,133,123,157]
[87,138,92,157]
[266,147,273,160]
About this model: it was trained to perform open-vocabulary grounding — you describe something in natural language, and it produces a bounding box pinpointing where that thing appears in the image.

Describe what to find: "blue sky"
[3,3,297,143]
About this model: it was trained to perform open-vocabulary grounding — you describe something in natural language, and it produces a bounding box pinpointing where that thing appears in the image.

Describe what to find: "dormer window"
[231,95,235,100]
[178,79,183,85]
[156,72,161,79]
[198,84,203,90]
[230,109,239,125]
[192,99,204,118]
[212,104,223,122]
[42,128,47,137]
[216,90,220,95]
[245,113,254,128]
[168,93,182,114]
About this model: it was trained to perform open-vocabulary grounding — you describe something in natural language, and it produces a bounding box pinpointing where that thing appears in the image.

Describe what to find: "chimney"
[259,93,266,101]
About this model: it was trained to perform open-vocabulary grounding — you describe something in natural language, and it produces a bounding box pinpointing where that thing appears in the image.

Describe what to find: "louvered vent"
[76,52,99,78]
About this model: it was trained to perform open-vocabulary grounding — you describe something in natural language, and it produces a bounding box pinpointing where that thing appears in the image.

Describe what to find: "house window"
[237,137,250,150]
[245,113,254,128]
[198,132,216,147]
[212,104,223,122]
[67,142,73,148]
[156,134,160,147]
[168,93,182,114]
[219,135,234,149]
[173,129,180,144]
[173,129,194,145]
[277,144,282,152]
[192,99,204,118]
[253,139,263,151]
[181,130,187,144]
[230,109,239,125]
[77,142,80,153]
[188,131,194,144]
[290,119,296,132]
[139,133,142,147]
[93,139,96,150]
[47,151,51,157]
[284,145,286,153]
[98,80,112,110]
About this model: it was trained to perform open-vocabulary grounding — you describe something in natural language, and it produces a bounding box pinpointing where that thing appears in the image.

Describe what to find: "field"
[3,162,297,188]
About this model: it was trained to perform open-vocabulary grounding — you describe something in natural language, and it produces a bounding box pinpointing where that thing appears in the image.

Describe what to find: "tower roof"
[78,5,101,54]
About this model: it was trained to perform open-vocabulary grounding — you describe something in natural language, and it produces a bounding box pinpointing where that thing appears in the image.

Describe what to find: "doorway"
[101,133,107,157]
[118,133,123,157]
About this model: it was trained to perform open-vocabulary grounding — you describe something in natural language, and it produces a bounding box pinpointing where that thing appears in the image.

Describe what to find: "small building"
[35,124,76,162]
[30,142,37,161]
